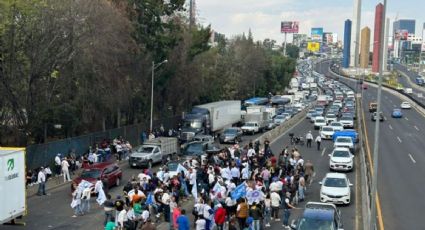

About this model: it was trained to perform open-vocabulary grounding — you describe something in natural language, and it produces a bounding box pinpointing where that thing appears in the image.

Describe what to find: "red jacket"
[214,207,227,224]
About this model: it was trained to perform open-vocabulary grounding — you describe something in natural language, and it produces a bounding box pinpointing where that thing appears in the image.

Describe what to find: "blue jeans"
[264,207,271,225]
[252,220,261,230]
[74,203,83,215]
[283,209,291,226]
[298,186,305,200]
[37,182,46,195]
[81,199,90,213]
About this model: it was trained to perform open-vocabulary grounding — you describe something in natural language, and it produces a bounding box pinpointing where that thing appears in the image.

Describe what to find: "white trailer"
[246,106,266,114]
[0,147,26,224]
[196,100,241,132]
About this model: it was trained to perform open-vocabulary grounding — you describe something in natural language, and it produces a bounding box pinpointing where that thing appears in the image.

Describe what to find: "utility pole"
[370,1,386,230]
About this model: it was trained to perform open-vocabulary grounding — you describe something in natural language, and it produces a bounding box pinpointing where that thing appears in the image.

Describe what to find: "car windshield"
[337,138,351,143]
[276,115,285,119]
[393,109,401,113]
[316,119,325,123]
[138,146,154,153]
[224,129,237,135]
[326,114,336,118]
[331,123,342,127]
[186,143,203,154]
[80,169,102,179]
[333,150,350,157]
[298,218,335,230]
[245,123,256,127]
[341,117,352,121]
[167,163,179,171]
[324,177,347,188]
[322,127,333,131]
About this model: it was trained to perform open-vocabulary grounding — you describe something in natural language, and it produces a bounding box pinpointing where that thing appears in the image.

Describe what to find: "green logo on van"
[7,158,14,171]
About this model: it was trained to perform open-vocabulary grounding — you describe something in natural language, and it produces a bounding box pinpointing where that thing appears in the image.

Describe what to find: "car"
[306,109,316,119]
[166,161,189,178]
[314,117,327,130]
[400,101,411,109]
[320,126,335,140]
[339,116,354,128]
[219,127,242,144]
[290,202,344,230]
[330,122,344,132]
[333,130,359,143]
[329,147,354,171]
[274,114,288,124]
[371,112,384,122]
[369,102,377,112]
[181,134,215,150]
[334,136,354,151]
[325,113,338,124]
[72,162,123,192]
[319,173,352,205]
[315,108,325,116]
[333,100,343,108]
[391,109,403,118]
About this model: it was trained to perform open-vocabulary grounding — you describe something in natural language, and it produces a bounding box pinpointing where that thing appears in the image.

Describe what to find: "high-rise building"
[372,3,384,73]
[360,27,371,68]
[343,20,352,68]
[393,19,416,36]
[350,0,362,67]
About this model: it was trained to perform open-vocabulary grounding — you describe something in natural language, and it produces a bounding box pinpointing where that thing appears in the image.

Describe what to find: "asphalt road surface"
[393,63,425,104]
[323,61,425,230]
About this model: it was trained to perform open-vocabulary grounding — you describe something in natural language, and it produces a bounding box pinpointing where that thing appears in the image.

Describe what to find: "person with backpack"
[248,202,263,230]
[236,198,249,229]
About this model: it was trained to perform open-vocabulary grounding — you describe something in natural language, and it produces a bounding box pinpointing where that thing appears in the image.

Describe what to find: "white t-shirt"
[247,148,256,157]
[270,192,281,207]
[118,209,128,227]
[190,171,197,185]
[37,170,46,183]
[61,160,69,171]
[225,197,236,207]
[196,219,206,230]
[55,156,61,165]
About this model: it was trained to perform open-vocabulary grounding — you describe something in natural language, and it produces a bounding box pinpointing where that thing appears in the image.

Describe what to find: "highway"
[322,61,425,230]
[393,63,425,105]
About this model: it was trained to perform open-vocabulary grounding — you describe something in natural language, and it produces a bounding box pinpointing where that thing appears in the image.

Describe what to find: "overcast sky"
[196,0,425,44]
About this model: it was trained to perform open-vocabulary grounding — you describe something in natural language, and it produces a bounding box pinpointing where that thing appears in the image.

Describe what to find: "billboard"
[395,30,408,40]
[311,27,324,41]
[323,32,334,44]
[281,21,299,33]
[307,42,320,52]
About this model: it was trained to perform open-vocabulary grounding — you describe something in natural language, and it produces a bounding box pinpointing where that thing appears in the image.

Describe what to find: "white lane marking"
[414,125,420,131]
[408,154,416,164]
[397,136,402,143]
[321,147,327,157]
[405,117,409,121]
[389,124,393,130]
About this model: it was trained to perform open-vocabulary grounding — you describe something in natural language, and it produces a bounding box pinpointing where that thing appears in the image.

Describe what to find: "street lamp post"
[150,59,168,132]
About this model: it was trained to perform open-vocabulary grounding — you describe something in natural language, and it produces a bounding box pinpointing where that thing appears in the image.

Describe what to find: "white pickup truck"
[129,137,179,168]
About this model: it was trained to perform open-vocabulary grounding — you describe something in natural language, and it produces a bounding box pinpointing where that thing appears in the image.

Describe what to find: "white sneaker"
[270,217,274,220]
[275,218,281,221]
[265,223,271,227]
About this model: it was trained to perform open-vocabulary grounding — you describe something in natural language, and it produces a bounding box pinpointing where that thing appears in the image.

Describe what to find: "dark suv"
[291,202,344,230]
[219,127,243,144]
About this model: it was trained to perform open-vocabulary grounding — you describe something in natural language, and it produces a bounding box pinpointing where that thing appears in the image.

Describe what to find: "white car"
[329,122,344,132]
[320,126,335,140]
[325,114,338,124]
[320,173,352,205]
[333,100,343,108]
[329,147,354,171]
[314,116,326,130]
[339,116,354,128]
[334,136,354,151]
[400,101,411,109]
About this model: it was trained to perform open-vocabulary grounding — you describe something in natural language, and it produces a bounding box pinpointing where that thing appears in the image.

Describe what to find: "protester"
[176,209,190,230]
[305,131,313,148]
[37,167,47,196]
[315,135,322,151]
[61,157,71,182]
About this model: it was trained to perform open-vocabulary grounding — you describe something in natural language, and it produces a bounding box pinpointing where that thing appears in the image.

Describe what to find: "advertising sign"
[311,27,324,41]
[395,30,409,40]
[307,42,320,52]
[323,32,334,44]
[281,21,299,33]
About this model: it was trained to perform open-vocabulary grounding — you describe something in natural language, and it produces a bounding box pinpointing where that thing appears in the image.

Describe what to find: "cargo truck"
[0,147,26,224]
[179,101,241,142]
[129,137,179,168]
[241,112,269,135]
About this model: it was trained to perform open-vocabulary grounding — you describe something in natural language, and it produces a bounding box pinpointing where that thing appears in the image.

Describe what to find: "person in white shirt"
[270,191,281,221]
[195,216,206,230]
[61,158,71,182]
[37,167,46,196]
[241,164,250,181]
[54,154,62,176]
[221,166,232,181]
[230,166,240,183]
[117,208,128,230]
[247,147,256,158]
[189,169,197,194]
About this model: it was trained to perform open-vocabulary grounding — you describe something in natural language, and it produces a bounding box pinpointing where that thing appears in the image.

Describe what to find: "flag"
[145,192,154,205]
[192,182,198,200]
[231,183,247,200]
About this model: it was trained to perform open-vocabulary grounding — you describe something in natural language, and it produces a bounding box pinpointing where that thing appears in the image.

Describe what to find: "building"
[350,0,362,67]
[393,19,416,37]
[360,27,371,68]
[343,20,352,68]
[372,3,384,73]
